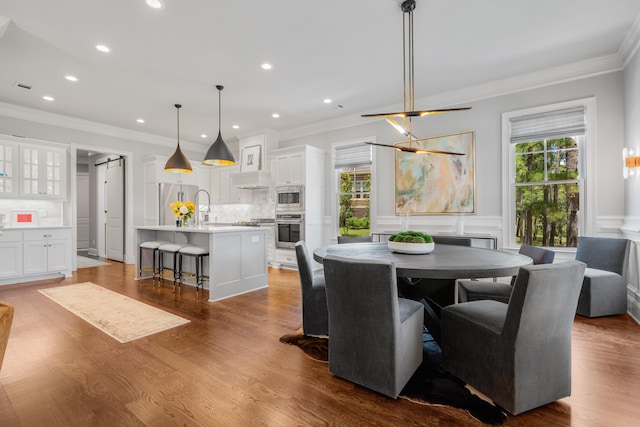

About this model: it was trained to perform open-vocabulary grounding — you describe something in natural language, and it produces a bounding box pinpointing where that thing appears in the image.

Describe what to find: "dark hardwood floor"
[0,262,639,426]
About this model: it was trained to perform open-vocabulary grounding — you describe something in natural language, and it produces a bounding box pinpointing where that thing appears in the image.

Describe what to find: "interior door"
[105,159,124,261]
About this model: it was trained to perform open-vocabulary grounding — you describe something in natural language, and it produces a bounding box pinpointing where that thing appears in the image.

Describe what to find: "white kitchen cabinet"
[20,143,67,199]
[0,230,23,278]
[271,145,325,271]
[0,136,69,200]
[0,140,18,197]
[210,165,251,204]
[275,248,296,266]
[22,228,71,275]
[274,152,305,186]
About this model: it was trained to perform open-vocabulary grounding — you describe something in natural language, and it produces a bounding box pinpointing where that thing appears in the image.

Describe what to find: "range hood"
[231,170,271,189]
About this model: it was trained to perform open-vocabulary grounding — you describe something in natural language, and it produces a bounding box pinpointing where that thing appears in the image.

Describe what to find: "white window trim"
[501,97,596,250]
[331,137,377,237]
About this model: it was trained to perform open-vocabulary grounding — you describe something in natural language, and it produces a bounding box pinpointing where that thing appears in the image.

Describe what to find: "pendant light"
[362,0,469,155]
[164,104,193,173]
[203,85,235,166]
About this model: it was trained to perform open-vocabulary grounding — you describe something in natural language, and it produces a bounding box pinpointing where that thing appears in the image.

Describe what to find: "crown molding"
[620,13,640,68]
[0,101,206,152]
[281,53,623,142]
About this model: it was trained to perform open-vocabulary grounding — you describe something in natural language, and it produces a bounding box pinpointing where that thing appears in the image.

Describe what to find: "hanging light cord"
[176,104,180,144]
[403,0,415,145]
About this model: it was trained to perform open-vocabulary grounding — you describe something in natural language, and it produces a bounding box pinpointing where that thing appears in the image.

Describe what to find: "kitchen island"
[135,225,268,302]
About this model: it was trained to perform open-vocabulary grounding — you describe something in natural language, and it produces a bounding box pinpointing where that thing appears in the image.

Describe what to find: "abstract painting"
[395,131,475,214]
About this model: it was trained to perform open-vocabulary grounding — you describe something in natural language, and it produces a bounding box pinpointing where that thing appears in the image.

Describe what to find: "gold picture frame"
[394,131,475,214]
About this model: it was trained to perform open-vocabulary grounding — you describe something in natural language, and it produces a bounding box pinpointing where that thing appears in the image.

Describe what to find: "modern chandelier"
[164,104,193,173]
[362,0,470,155]
[203,85,235,166]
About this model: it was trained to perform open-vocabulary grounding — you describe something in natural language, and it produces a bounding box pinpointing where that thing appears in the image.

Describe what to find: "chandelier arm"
[361,0,471,131]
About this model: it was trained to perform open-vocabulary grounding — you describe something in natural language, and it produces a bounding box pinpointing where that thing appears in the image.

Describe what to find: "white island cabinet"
[135,225,268,302]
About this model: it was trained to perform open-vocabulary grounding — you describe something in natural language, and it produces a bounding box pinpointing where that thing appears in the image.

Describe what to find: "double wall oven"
[275,185,305,249]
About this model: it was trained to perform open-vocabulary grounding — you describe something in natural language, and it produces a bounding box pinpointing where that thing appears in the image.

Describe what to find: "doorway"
[76,151,125,265]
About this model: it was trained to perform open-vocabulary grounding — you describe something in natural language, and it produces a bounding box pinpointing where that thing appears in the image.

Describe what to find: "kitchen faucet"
[194,189,211,226]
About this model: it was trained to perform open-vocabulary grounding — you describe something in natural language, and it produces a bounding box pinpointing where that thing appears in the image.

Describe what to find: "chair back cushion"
[337,235,373,244]
[575,236,630,274]
[432,236,472,246]
[323,256,399,336]
[295,241,314,292]
[504,261,586,343]
[519,244,555,265]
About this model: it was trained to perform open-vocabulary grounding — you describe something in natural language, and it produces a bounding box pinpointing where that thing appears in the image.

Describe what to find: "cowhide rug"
[279,328,506,425]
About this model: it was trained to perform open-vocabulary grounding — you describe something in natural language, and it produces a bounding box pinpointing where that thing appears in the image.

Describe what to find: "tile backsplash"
[0,199,64,227]
[208,189,275,223]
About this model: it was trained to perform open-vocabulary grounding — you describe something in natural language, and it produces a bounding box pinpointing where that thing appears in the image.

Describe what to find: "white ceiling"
[1,0,640,148]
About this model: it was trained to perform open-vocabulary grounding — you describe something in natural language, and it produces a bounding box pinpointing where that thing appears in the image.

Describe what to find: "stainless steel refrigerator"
[159,182,199,225]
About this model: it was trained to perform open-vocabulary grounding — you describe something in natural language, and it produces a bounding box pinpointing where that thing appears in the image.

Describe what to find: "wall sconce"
[623,147,640,178]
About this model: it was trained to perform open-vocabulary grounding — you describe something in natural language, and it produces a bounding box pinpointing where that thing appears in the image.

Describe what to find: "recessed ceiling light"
[201,134,208,138]
[65,75,78,82]
[42,95,54,101]
[261,63,272,70]
[232,125,239,129]
[136,119,145,123]
[95,44,110,53]
[145,0,164,9]
[323,98,332,104]
[272,113,280,118]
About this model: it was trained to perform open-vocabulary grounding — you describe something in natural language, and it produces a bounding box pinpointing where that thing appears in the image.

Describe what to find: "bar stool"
[177,246,209,295]
[158,242,188,291]
[138,241,168,281]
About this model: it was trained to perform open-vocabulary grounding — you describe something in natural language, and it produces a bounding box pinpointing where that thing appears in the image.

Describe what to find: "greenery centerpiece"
[388,231,435,254]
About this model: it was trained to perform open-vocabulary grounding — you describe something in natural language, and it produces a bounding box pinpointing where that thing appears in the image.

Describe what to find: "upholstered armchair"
[323,255,424,398]
[442,261,586,415]
[294,241,329,336]
[575,236,630,317]
[0,300,14,372]
[457,244,555,303]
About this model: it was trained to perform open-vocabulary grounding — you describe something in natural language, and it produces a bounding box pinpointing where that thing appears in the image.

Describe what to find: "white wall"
[281,71,626,238]
[623,46,640,322]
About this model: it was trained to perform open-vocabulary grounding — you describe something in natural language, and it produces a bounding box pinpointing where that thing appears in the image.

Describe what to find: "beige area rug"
[38,282,190,343]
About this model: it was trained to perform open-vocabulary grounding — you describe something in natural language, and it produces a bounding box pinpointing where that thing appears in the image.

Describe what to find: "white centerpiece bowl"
[388,240,435,254]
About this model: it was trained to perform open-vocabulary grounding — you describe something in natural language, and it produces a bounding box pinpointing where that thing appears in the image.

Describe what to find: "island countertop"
[134,224,270,233]
[135,225,268,302]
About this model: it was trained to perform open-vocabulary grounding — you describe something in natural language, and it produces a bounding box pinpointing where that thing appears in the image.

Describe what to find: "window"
[503,100,594,248]
[514,136,582,247]
[333,139,374,237]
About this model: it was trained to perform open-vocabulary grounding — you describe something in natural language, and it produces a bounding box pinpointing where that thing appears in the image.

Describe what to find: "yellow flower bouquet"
[170,200,195,226]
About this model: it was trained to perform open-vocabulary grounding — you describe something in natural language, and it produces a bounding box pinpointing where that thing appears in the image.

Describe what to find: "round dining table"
[313,242,533,280]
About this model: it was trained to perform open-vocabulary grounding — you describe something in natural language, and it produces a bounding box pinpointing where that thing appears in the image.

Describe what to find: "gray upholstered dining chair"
[294,241,329,336]
[337,235,373,244]
[457,244,555,303]
[442,260,586,415]
[322,255,424,399]
[575,236,630,317]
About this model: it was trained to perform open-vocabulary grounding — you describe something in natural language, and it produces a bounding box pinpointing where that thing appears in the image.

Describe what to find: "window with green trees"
[514,137,581,247]
[339,166,371,236]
